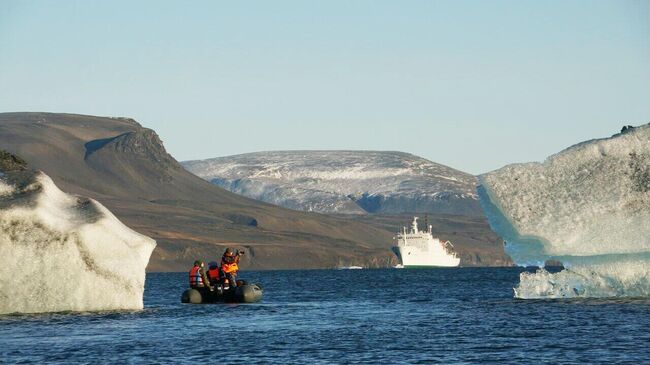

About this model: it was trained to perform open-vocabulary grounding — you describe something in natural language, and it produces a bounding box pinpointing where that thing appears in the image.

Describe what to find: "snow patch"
[184,151,480,215]
[0,180,14,197]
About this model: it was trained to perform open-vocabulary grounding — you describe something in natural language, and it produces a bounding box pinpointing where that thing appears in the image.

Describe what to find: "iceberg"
[0,170,156,314]
[478,124,650,298]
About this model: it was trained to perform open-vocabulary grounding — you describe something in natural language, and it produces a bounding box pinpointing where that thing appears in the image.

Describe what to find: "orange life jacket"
[221,261,239,274]
[189,266,204,287]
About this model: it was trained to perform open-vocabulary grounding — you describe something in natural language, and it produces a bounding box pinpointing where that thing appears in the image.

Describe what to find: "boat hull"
[181,283,263,304]
[402,265,459,268]
[393,245,460,268]
[392,217,461,268]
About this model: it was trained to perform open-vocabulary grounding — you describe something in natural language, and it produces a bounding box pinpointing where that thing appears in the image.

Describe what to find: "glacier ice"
[514,260,649,299]
[478,124,650,299]
[0,171,156,314]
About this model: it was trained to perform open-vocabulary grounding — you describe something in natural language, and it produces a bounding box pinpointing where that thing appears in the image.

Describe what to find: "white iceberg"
[478,124,650,298]
[0,171,156,314]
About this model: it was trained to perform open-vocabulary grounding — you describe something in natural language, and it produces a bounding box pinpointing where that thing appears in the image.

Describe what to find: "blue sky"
[1,1,648,174]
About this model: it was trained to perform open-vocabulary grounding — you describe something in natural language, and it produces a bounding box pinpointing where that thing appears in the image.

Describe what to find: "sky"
[0,1,648,174]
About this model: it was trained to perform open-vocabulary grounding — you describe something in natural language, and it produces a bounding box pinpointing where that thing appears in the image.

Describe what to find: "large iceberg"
[0,170,156,314]
[478,124,650,298]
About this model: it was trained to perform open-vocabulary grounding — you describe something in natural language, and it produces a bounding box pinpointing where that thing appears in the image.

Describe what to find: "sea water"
[1,269,649,364]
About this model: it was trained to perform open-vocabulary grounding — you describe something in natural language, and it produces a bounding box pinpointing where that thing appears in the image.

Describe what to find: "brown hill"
[0,112,510,270]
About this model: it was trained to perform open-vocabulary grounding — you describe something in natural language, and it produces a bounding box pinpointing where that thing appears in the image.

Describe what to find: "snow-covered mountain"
[183,151,482,216]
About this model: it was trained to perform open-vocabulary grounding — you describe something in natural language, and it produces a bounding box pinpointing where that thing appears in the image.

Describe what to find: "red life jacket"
[208,267,220,281]
[189,266,204,287]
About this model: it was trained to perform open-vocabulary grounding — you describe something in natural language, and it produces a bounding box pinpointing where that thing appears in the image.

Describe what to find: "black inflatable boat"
[181,281,263,304]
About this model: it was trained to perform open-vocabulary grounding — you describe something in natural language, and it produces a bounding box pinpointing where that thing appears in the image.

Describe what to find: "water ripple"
[1,268,648,364]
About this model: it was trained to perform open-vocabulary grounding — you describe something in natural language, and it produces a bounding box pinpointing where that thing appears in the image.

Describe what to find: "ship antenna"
[424,213,428,233]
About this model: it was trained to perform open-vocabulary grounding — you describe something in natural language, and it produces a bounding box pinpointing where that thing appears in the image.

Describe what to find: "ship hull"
[402,265,459,268]
[392,217,461,268]
[393,245,460,268]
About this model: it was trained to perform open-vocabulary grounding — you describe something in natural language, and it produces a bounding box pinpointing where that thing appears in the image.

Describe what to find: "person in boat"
[189,260,211,291]
[221,248,243,288]
[207,261,221,286]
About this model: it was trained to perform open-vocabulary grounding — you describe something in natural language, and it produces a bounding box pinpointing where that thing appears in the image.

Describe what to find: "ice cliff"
[0,168,156,314]
[478,124,650,298]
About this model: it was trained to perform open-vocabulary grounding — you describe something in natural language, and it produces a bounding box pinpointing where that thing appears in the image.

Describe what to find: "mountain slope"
[0,113,393,270]
[183,151,482,216]
[0,113,510,269]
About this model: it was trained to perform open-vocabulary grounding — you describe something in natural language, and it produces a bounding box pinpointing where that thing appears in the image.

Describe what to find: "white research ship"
[392,217,460,268]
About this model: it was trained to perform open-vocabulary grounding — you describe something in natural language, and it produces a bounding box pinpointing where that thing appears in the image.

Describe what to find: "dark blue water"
[1,268,649,364]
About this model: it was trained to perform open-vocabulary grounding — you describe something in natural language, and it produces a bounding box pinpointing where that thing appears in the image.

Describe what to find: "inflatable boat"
[181,281,263,304]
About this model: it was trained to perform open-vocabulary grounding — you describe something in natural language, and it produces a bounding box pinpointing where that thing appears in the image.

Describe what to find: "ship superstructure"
[392,217,460,267]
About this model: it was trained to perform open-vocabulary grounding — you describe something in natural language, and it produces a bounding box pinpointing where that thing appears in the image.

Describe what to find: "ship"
[392,216,460,268]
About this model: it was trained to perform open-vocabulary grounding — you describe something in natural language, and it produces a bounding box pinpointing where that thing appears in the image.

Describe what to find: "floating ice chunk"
[0,171,156,314]
[515,260,650,299]
[478,124,650,298]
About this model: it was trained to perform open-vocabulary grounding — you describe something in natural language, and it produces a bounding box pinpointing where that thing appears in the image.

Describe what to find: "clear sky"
[1,1,648,174]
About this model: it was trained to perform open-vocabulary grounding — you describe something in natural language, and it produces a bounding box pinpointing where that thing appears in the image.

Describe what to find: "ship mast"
[424,213,428,233]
